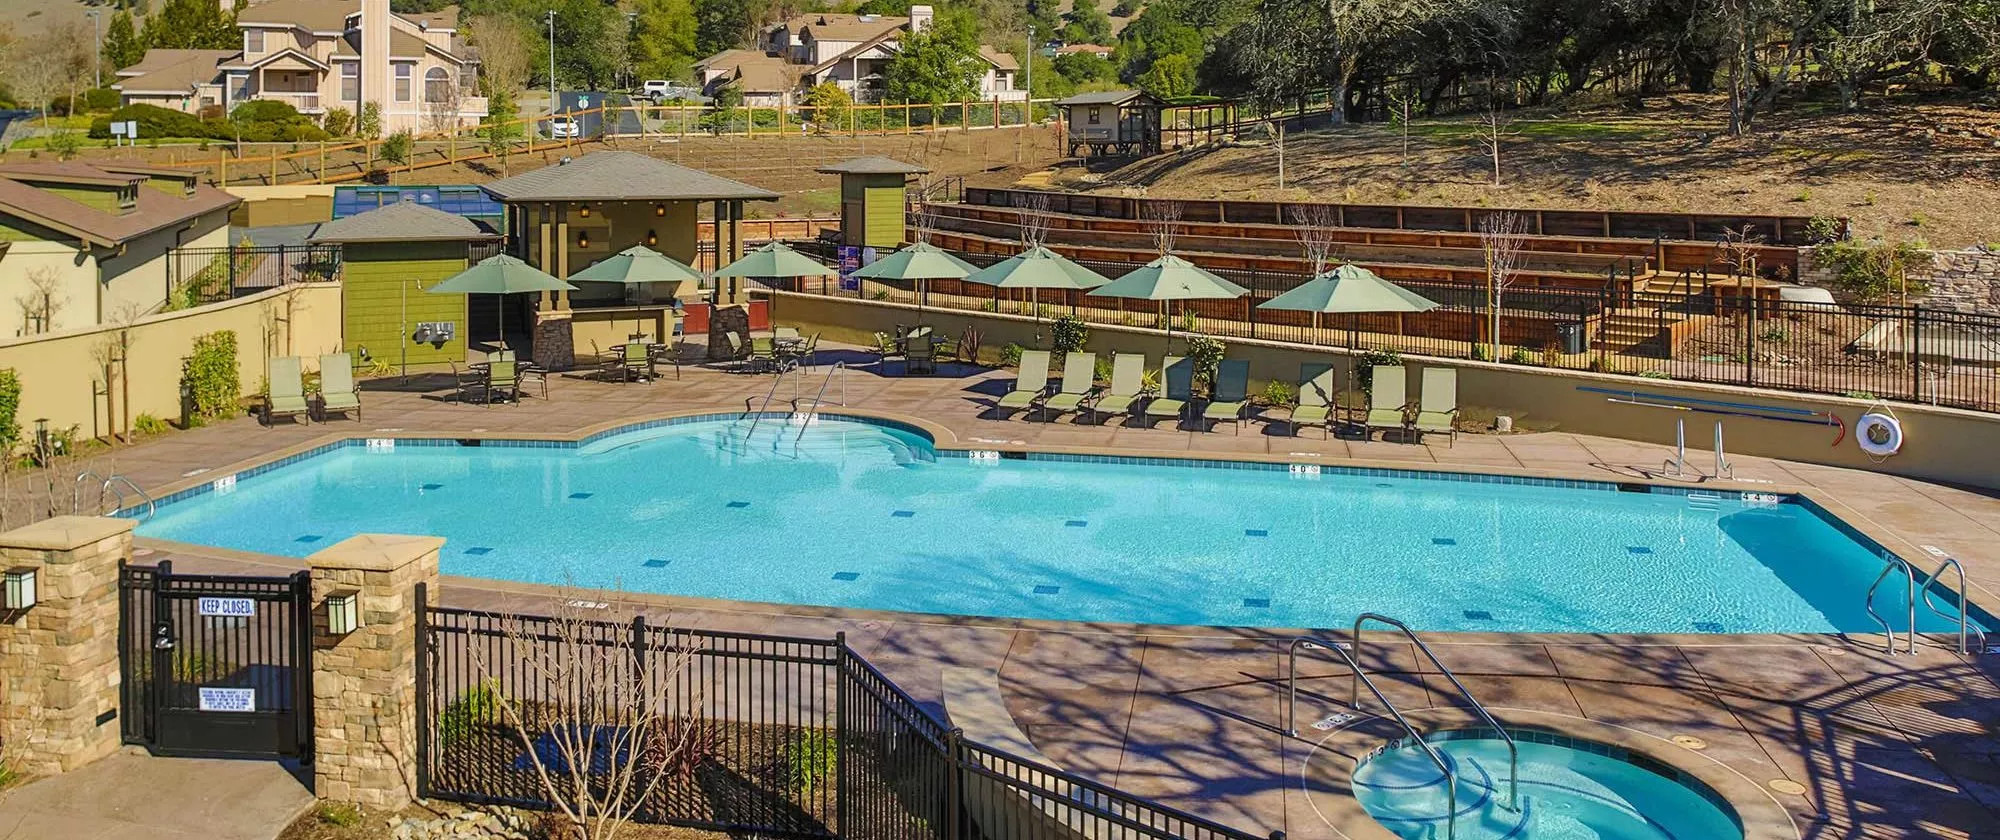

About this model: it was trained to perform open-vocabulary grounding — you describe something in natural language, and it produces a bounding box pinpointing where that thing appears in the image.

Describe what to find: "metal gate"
[119,561,313,761]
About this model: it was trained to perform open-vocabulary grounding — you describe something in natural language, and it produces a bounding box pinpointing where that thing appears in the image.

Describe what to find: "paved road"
[552,91,642,138]
[0,751,313,840]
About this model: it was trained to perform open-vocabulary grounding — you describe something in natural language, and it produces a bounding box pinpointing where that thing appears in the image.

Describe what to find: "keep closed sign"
[197,597,256,617]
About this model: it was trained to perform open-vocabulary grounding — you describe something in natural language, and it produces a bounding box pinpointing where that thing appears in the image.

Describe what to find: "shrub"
[644,717,726,780]
[802,82,852,133]
[1183,334,1226,393]
[380,130,413,165]
[46,129,84,159]
[357,102,382,138]
[1506,346,1534,365]
[0,369,19,451]
[999,343,1024,367]
[438,680,501,747]
[1814,238,1929,302]
[870,289,890,301]
[1050,313,1089,355]
[1261,379,1295,406]
[315,802,362,827]
[1469,342,1490,361]
[1804,215,1844,244]
[133,413,173,436]
[1758,326,1788,343]
[1356,349,1402,392]
[91,103,210,139]
[182,331,241,421]
[1540,341,1561,367]
[322,107,354,138]
[784,729,837,793]
[1093,356,1113,383]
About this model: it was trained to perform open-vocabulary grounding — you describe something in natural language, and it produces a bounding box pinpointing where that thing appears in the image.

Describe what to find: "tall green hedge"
[0,368,20,451]
[183,331,240,421]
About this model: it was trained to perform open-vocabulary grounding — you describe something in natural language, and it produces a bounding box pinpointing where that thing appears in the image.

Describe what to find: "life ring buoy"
[1857,412,1902,457]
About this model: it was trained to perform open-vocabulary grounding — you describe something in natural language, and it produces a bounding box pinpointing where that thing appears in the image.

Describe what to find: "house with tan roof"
[114,0,485,135]
[695,5,1022,108]
[0,163,238,333]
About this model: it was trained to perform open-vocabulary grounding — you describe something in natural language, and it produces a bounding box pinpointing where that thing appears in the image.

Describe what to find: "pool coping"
[127,405,1998,638]
[1297,707,1801,840]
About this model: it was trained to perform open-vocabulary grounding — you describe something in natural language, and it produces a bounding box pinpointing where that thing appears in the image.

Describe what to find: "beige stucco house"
[695,5,1022,107]
[0,163,238,335]
[114,0,486,135]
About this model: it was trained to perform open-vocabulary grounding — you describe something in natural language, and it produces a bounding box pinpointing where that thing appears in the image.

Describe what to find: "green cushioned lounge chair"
[1366,364,1410,442]
[1201,359,1251,434]
[996,351,1052,415]
[1143,356,1192,429]
[264,356,310,425]
[1289,363,1336,438]
[317,353,360,420]
[1085,354,1146,426]
[1414,367,1459,446]
[1038,352,1098,421]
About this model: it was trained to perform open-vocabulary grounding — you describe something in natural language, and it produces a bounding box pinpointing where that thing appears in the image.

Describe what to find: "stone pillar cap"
[0,516,136,552]
[307,534,446,572]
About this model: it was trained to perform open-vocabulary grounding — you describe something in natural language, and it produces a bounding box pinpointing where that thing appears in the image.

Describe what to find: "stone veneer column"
[307,534,441,807]
[0,516,132,777]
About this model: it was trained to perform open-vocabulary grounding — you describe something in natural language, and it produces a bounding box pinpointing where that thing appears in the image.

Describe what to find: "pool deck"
[89,349,2000,839]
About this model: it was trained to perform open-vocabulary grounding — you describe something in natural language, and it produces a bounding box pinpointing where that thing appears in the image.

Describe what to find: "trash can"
[1556,321,1589,354]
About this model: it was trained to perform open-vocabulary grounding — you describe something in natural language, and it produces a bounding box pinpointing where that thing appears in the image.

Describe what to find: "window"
[424,67,450,102]
[394,64,412,101]
[1087,106,1100,125]
[340,63,358,101]
[245,29,264,52]
[117,187,136,210]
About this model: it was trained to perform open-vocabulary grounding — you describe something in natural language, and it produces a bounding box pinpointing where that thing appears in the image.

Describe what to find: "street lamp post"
[85,9,103,88]
[545,10,557,106]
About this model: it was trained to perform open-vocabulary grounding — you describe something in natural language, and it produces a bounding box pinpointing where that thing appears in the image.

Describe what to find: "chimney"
[908,5,933,33]
[360,0,391,134]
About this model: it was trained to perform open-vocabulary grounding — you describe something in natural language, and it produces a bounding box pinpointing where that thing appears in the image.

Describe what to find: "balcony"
[253,90,323,113]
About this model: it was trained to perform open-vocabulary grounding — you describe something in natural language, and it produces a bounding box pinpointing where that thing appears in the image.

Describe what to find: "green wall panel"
[341,242,468,367]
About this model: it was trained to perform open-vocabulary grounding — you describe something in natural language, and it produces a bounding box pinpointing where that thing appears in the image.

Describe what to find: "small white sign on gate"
[197,596,257,617]
[197,687,256,712]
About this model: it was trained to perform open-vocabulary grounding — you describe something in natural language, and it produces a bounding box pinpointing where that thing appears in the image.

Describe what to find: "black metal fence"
[781,241,2000,413]
[419,599,1264,840]
[165,244,343,309]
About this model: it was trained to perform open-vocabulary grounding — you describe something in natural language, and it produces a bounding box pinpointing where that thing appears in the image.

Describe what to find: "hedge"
[90,102,330,142]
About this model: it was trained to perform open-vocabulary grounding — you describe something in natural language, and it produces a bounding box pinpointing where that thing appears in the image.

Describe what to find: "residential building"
[695,5,1023,107]
[113,0,486,134]
[0,163,238,334]
[1053,44,1115,59]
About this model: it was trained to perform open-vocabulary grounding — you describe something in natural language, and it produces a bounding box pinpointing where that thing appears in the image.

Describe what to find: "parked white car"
[547,115,580,139]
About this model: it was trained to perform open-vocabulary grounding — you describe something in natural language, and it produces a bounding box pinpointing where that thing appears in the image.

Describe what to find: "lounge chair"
[996,350,1052,415]
[317,353,360,420]
[1201,359,1251,434]
[1142,356,1192,429]
[264,356,310,425]
[1414,367,1459,446]
[1365,364,1410,441]
[906,334,937,375]
[1288,363,1336,438]
[1084,354,1146,426]
[483,359,518,406]
[1037,352,1097,421]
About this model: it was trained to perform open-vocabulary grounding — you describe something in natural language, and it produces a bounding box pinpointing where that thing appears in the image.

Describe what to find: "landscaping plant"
[1050,313,1089,355]
[182,331,241,422]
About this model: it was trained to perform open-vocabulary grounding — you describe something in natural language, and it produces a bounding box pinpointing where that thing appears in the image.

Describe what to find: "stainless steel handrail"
[790,362,848,445]
[99,475,156,520]
[1865,554,1918,655]
[739,367,790,443]
[1919,556,1987,655]
[1353,613,1518,811]
[72,471,107,513]
[1285,637,1461,840]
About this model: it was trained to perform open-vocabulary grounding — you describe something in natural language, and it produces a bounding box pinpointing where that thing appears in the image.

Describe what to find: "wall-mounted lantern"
[654,203,666,217]
[578,204,592,219]
[326,591,362,635]
[4,568,37,610]
[578,230,591,248]
[645,229,658,246]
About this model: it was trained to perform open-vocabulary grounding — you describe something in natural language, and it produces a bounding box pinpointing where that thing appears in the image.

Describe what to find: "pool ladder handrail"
[788,362,849,445]
[1284,637,1463,840]
[1865,553,1918,655]
[1353,613,1518,812]
[1917,554,1987,656]
[74,472,156,520]
[738,366,791,444]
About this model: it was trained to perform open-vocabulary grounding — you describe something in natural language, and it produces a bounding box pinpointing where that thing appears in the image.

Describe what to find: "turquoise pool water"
[1352,734,1743,840]
[138,416,1976,634]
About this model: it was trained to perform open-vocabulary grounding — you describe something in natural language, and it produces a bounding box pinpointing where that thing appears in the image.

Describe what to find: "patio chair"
[1201,359,1251,434]
[483,360,519,406]
[518,361,550,399]
[873,332,903,368]
[996,350,1052,415]
[1288,363,1337,439]
[651,340,682,380]
[316,353,360,421]
[264,356,310,426]
[797,333,820,370]
[1365,365,1410,441]
[1413,367,1460,446]
[1084,353,1146,426]
[1142,356,1192,429]
[1037,352,1097,422]
[622,341,653,382]
[774,326,800,340]
[906,333,938,375]
[749,337,779,373]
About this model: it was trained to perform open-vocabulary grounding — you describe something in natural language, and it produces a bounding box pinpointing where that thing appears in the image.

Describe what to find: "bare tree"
[466,15,532,97]
[1290,204,1341,275]
[16,267,66,336]
[909,198,938,245]
[1479,211,1530,360]
[465,593,702,840]
[1476,70,1518,187]
[423,82,464,136]
[1386,86,1416,170]
[7,44,69,128]
[1141,198,1183,255]
[1015,192,1051,249]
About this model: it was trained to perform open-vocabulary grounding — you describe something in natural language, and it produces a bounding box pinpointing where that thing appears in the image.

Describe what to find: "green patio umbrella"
[1256,263,1439,350]
[427,253,576,350]
[712,241,841,282]
[1088,254,1249,348]
[569,245,705,337]
[961,244,1110,321]
[848,242,982,320]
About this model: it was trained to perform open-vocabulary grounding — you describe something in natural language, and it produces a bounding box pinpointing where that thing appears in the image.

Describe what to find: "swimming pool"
[138,416,1981,634]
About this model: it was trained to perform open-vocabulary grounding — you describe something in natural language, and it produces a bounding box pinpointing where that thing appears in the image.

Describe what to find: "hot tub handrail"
[1285,636,1461,840]
[1353,612,1517,812]
[1865,553,1918,655]
[1918,555,1986,655]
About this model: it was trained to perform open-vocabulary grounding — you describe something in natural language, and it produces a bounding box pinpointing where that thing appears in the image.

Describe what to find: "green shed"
[817,157,931,249]
[308,200,501,372]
